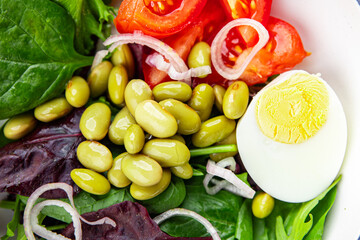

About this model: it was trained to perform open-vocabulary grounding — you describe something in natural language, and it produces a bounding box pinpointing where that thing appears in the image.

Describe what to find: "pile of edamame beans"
[3,43,250,201]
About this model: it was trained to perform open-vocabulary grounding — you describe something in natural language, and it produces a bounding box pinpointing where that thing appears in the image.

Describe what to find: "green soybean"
[213,84,226,113]
[152,81,192,102]
[142,139,190,167]
[76,141,113,172]
[171,162,193,179]
[71,168,110,195]
[34,97,73,122]
[108,65,128,106]
[108,106,136,145]
[124,124,145,154]
[135,100,177,138]
[159,99,201,135]
[65,76,90,108]
[187,41,211,78]
[223,81,249,119]
[80,102,111,140]
[3,112,37,140]
[107,152,131,188]
[188,83,215,121]
[121,154,163,187]
[252,192,275,219]
[111,44,135,79]
[124,79,153,116]
[87,61,113,98]
[192,115,235,147]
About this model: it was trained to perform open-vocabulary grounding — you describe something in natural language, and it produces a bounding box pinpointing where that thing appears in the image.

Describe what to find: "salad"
[0,0,347,239]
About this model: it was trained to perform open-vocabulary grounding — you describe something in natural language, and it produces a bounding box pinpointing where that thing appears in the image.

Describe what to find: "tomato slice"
[114,0,207,38]
[239,17,309,85]
[221,0,272,46]
[143,0,228,88]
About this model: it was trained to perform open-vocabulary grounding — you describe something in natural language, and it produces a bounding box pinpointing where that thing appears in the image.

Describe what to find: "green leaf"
[1,196,24,240]
[51,0,115,55]
[235,199,253,240]
[19,187,133,224]
[159,176,244,239]
[141,176,186,214]
[16,225,26,240]
[274,176,341,240]
[0,0,93,119]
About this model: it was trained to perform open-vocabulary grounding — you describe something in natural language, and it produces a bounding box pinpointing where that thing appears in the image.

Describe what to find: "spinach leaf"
[235,199,253,240]
[19,187,134,224]
[51,0,115,55]
[141,176,186,214]
[0,0,93,119]
[159,176,245,239]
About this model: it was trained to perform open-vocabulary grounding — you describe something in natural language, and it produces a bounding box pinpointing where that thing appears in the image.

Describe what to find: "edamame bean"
[171,162,193,179]
[152,81,192,102]
[65,76,90,108]
[169,134,186,144]
[111,44,135,79]
[159,99,201,135]
[124,79,153,116]
[188,83,215,121]
[121,154,162,187]
[130,169,171,200]
[34,97,73,122]
[87,61,113,97]
[210,129,237,162]
[135,100,177,138]
[187,41,211,78]
[252,192,275,219]
[107,152,131,188]
[76,141,113,172]
[3,112,37,140]
[80,102,111,140]
[124,124,145,154]
[108,106,136,145]
[213,85,226,113]
[223,81,249,119]
[71,168,110,195]
[108,65,128,106]
[142,139,190,167]
[192,115,235,147]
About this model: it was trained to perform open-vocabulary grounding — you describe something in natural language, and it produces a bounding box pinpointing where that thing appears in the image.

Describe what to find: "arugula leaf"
[141,176,186,214]
[1,196,24,240]
[275,176,341,240]
[51,0,115,55]
[0,0,93,119]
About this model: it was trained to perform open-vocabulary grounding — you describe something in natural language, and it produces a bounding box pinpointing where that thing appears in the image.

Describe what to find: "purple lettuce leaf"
[0,108,85,198]
[62,201,212,240]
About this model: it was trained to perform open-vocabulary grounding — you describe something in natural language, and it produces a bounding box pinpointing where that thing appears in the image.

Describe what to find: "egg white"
[236,70,347,203]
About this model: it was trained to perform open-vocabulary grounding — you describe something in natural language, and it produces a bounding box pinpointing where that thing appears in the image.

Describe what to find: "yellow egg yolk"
[256,72,329,144]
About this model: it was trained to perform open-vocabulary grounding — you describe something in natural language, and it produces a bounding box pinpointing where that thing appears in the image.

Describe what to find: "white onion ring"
[91,50,109,70]
[154,208,220,240]
[24,183,116,240]
[93,31,194,84]
[211,18,269,80]
[204,158,255,199]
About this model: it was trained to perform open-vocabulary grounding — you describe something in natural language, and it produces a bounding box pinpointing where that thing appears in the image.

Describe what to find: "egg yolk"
[256,73,329,144]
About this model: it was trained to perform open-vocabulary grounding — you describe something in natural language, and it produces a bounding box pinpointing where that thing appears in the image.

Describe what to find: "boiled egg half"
[236,70,347,202]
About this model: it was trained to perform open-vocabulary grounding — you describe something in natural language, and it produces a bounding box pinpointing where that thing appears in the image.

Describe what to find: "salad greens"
[0,0,114,120]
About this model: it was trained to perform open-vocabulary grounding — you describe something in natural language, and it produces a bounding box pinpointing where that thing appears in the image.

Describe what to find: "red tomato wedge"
[114,0,208,38]
[239,17,310,85]
[221,0,272,46]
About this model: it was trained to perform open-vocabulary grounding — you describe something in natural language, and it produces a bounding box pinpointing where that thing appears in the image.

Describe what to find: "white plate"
[271,0,360,239]
[1,0,360,238]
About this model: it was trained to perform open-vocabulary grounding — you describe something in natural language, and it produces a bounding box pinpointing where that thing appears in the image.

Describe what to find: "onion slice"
[154,208,220,240]
[211,18,269,80]
[24,183,116,240]
[204,158,256,199]
[92,31,210,85]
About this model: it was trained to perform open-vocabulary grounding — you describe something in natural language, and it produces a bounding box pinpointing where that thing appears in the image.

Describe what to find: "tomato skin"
[239,17,309,85]
[221,0,272,46]
[143,23,204,88]
[114,0,208,38]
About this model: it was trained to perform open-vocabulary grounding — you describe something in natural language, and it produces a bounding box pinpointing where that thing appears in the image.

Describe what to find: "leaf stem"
[190,144,238,157]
